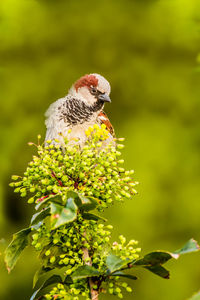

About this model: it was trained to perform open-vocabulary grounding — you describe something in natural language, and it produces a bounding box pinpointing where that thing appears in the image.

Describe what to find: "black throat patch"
[58,97,104,126]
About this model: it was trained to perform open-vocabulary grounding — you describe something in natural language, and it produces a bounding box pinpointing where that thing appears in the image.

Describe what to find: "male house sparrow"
[45,73,114,146]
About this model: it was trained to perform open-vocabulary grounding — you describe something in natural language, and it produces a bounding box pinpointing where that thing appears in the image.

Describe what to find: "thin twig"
[91,292,99,300]
[82,234,99,300]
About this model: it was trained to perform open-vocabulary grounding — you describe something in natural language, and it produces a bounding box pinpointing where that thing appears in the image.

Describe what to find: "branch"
[82,235,99,300]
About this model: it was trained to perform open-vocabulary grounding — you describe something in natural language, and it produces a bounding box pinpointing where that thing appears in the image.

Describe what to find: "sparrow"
[45,73,114,146]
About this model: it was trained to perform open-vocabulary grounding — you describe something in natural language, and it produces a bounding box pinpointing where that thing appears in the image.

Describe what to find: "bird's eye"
[90,86,97,94]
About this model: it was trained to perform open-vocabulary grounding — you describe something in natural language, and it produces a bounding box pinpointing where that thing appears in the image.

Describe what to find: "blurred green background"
[1,0,200,299]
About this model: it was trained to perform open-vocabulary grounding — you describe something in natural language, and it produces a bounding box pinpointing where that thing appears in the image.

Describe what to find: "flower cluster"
[10,125,138,209]
[112,236,141,261]
[6,125,200,300]
[45,277,134,300]
[45,281,91,300]
[31,216,140,276]
[9,125,140,300]
[103,277,133,298]
[40,217,140,300]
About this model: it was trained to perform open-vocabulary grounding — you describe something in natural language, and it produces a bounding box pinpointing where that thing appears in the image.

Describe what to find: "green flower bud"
[50,256,56,263]
[35,242,41,250]
[62,175,68,182]
[53,186,59,193]
[107,225,113,229]
[31,240,37,246]
[125,192,131,198]
[11,175,20,180]
[104,161,110,167]
[119,235,126,244]
[109,288,114,294]
[53,238,59,244]
[107,198,112,204]
[28,197,35,204]
[70,259,75,264]
[118,137,125,142]
[63,258,69,265]
[98,224,104,229]
[117,144,124,149]
[116,151,121,156]
[65,241,71,247]
[32,233,38,240]
[21,192,27,197]
[46,140,52,144]
[108,156,114,162]
[45,250,51,256]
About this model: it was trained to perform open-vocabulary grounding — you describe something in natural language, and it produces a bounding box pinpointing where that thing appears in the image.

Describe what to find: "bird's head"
[69,73,111,107]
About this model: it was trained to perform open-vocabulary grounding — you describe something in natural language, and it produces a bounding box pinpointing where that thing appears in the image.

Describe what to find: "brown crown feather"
[74,74,98,92]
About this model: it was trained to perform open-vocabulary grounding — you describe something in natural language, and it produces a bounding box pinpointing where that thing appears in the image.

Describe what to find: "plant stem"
[82,239,99,300]
[89,277,99,300]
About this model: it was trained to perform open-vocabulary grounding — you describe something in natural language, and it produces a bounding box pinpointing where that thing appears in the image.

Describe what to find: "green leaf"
[35,195,62,211]
[134,239,200,267]
[132,239,200,279]
[67,191,82,207]
[33,267,73,289]
[71,265,100,280]
[31,207,51,226]
[66,191,99,211]
[106,254,130,273]
[50,197,77,229]
[30,275,62,300]
[144,265,170,279]
[173,239,200,257]
[64,276,73,285]
[82,212,107,222]
[134,251,172,266]
[33,267,52,288]
[31,221,43,231]
[111,271,137,280]
[79,195,98,211]
[5,228,31,272]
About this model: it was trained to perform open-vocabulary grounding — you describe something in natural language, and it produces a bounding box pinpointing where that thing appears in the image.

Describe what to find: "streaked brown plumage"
[45,73,114,146]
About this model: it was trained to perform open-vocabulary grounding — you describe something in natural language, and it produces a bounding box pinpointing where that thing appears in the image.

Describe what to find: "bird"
[45,73,114,146]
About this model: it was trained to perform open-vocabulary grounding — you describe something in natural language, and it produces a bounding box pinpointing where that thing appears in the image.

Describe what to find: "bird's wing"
[98,111,115,137]
[45,97,69,142]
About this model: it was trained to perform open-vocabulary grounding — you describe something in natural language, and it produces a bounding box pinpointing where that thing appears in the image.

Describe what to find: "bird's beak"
[98,93,111,103]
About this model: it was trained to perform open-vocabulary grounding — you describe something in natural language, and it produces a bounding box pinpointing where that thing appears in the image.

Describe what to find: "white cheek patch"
[78,87,96,105]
